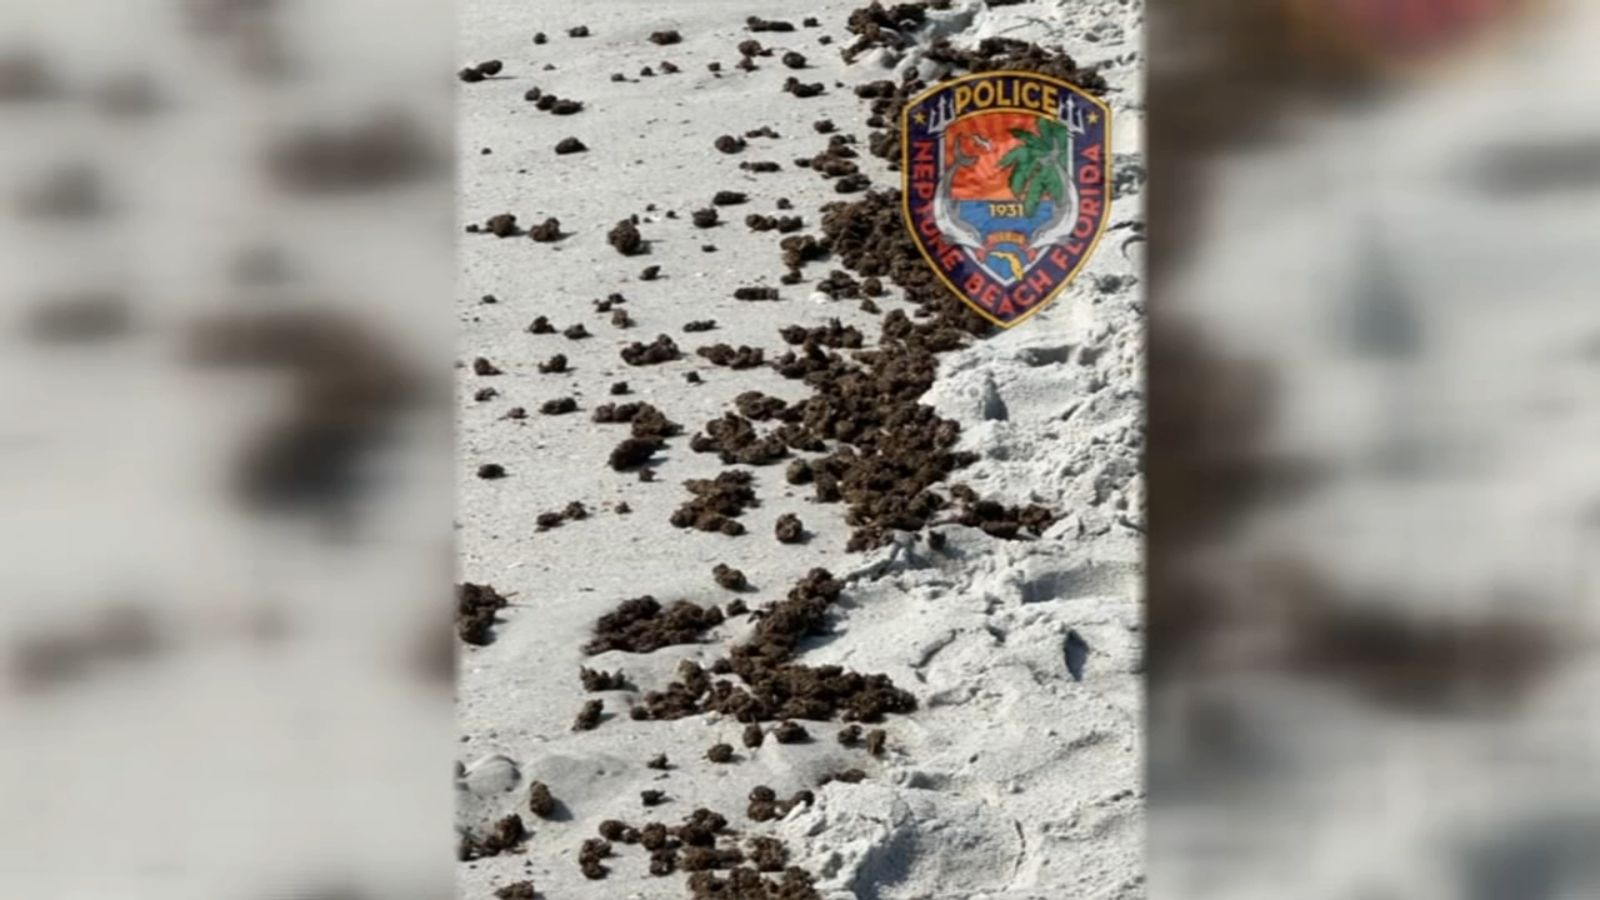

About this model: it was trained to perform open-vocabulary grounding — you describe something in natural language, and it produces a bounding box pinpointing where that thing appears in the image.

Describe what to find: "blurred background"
[0,1,452,898]
[1148,0,1600,897]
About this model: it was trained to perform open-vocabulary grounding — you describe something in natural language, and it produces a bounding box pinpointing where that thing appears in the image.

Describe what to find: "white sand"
[456,1,1145,897]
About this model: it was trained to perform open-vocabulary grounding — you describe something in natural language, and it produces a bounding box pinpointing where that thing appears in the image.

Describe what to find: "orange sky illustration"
[944,112,1038,201]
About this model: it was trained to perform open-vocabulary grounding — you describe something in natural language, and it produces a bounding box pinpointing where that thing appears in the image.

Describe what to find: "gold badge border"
[899,70,1114,330]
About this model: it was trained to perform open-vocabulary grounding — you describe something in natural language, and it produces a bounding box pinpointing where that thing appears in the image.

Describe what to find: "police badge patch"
[902,71,1111,328]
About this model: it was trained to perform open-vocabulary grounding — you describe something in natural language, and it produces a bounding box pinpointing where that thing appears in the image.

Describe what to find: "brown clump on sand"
[696,343,765,369]
[580,667,628,691]
[631,569,917,724]
[535,500,587,531]
[578,837,610,880]
[584,596,725,654]
[735,391,790,421]
[609,437,661,471]
[774,513,805,544]
[866,728,887,756]
[458,814,527,861]
[682,846,745,871]
[687,413,797,466]
[595,401,680,471]
[649,850,678,876]
[456,582,508,645]
[778,233,826,269]
[573,699,604,731]
[742,722,765,748]
[713,563,749,591]
[947,487,1056,539]
[477,213,520,237]
[687,866,820,899]
[705,742,735,763]
[593,401,681,439]
[746,16,796,33]
[457,61,498,83]
[528,780,557,818]
[745,794,777,826]
[608,218,644,255]
[744,788,795,824]
[678,808,730,844]
[549,98,583,115]
[669,471,757,535]
[646,822,681,853]
[772,720,808,743]
[746,213,804,233]
[493,881,537,900]
[783,77,825,98]
[529,218,562,241]
[748,836,788,872]
[620,334,681,365]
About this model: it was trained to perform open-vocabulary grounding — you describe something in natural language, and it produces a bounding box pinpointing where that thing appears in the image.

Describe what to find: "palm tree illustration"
[1000,118,1074,219]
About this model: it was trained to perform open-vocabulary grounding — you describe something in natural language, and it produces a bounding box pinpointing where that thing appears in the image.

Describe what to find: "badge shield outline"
[900,71,1112,329]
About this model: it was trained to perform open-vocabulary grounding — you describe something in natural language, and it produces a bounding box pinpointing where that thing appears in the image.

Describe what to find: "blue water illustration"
[957,199,1058,284]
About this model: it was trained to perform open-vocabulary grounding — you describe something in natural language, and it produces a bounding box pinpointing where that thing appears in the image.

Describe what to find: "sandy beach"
[455,1,1145,897]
